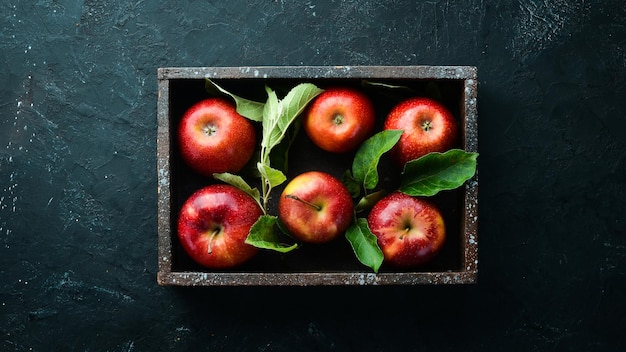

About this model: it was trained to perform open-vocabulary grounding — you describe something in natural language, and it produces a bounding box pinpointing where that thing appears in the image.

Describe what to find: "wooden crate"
[157,66,478,286]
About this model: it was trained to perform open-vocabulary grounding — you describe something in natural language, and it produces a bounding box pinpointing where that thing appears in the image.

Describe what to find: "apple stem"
[284,194,322,211]
[399,227,410,240]
[207,229,220,254]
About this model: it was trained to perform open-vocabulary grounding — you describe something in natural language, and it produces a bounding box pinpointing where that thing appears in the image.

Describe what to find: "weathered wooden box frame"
[157,66,478,286]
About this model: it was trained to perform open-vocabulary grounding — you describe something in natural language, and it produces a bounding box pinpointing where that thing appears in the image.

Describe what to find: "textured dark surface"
[1,1,625,351]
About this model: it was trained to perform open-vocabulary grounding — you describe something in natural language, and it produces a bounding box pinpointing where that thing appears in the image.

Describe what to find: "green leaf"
[269,118,302,172]
[257,163,287,188]
[361,80,415,93]
[342,170,362,198]
[245,215,299,253]
[345,218,383,273]
[213,172,261,206]
[352,130,403,191]
[400,149,479,197]
[261,85,282,154]
[361,80,442,102]
[277,83,323,133]
[205,79,264,122]
[354,189,387,214]
[261,83,323,154]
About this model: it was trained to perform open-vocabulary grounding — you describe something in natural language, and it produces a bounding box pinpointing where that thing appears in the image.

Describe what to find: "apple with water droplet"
[278,171,354,244]
[178,98,256,176]
[367,192,446,267]
[384,97,458,167]
[177,184,263,268]
[303,87,375,153]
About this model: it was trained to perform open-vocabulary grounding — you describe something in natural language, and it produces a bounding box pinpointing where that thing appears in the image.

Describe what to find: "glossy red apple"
[367,192,446,267]
[384,97,458,167]
[278,171,354,243]
[178,98,256,177]
[303,87,375,153]
[177,184,263,269]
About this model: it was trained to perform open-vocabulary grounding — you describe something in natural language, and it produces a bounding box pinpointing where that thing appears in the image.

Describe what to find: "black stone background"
[1,1,625,351]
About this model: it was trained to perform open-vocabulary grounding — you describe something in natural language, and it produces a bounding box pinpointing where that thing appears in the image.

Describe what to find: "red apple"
[367,192,446,267]
[178,98,256,176]
[384,97,458,167]
[278,171,354,243]
[177,184,263,269]
[303,87,375,153]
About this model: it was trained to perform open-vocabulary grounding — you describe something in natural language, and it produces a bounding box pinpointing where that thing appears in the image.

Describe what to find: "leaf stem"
[259,149,270,213]
[262,181,271,213]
